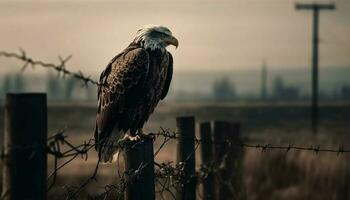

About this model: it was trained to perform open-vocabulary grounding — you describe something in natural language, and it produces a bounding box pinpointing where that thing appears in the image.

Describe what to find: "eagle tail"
[96,125,123,163]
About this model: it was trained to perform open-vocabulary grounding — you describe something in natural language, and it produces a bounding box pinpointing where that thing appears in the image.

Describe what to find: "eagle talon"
[137,129,154,140]
[117,133,141,147]
[117,138,128,147]
[131,135,141,141]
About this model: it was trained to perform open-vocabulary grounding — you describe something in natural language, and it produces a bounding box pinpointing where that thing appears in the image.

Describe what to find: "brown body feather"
[95,42,173,162]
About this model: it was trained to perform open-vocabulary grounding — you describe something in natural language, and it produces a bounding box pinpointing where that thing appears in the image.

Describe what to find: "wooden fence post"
[199,122,215,200]
[213,121,228,166]
[176,116,196,200]
[213,120,230,200]
[222,122,243,200]
[213,121,243,200]
[124,138,155,200]
[2,93,47,200]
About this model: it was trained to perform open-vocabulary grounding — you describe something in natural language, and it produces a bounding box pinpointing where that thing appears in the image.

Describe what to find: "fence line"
[1,118,349,199]
[3,127,349,196]
[1,49,350,199]
[151,129,350,155]
[2,130,348,158]
[240,142,350,155]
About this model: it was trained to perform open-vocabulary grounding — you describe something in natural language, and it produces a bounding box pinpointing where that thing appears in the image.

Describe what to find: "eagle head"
[134,24,179,51]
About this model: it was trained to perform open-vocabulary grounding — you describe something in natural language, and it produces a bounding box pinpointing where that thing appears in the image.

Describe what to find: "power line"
[295,2,336,135]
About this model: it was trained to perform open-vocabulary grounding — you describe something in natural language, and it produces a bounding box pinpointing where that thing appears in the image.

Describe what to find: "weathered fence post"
[199,122,215,200]
[213,121,243,200]
[213,120,228,166]
[222,122,243,200]
[124,138,155,200]
[2,93,47,200]
[213,120,230,200]
[176,116,196,200]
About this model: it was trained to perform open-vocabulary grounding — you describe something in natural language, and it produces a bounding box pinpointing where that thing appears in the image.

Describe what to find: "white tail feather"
[99,127,124,163]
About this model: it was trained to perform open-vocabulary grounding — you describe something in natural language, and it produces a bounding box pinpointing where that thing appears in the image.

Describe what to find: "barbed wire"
[240,142,350,155]
[0,49,101,87]
[151,128,350,155]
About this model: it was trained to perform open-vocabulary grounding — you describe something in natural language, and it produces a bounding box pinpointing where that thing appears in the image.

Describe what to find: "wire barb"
[0,49,101,87]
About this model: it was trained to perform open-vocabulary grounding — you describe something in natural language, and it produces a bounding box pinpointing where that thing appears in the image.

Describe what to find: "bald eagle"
[95,25,178,162]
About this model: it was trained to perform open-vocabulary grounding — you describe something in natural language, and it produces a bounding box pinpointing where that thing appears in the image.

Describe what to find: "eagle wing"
[95,48,150,145]
[160,52,173,100]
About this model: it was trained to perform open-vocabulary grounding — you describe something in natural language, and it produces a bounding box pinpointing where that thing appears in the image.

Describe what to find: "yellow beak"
[165,36,179,49]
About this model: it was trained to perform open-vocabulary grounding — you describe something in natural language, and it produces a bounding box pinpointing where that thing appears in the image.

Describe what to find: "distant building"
[272,76,300,101]
[1,73,26,96]
[341,85,350,100]
[212,77,236,101]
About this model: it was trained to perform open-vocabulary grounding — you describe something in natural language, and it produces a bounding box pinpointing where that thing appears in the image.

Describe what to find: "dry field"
[0,102,349,199]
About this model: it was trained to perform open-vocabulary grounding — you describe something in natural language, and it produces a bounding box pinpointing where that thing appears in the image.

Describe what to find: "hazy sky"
[0,0,349,74]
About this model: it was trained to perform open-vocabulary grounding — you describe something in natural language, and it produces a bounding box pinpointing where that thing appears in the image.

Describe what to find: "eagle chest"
[146,51,169,99]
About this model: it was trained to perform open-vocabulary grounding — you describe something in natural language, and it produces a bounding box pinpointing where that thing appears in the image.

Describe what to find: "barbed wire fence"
[0,49,100,87]
[1,49,350,200]
[9,127,347,200]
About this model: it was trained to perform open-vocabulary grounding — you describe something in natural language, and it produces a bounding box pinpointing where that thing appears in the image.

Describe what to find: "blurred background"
[0,0,349,199]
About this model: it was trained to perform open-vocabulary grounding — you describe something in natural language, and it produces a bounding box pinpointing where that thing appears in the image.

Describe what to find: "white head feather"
[133,24,177,51]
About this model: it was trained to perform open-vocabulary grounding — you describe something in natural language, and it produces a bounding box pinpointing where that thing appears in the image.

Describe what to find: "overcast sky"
[0,0,349,74]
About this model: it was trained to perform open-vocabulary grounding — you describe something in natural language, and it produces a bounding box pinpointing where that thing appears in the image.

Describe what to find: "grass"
[244,133,350,200]
[0,102,349,199]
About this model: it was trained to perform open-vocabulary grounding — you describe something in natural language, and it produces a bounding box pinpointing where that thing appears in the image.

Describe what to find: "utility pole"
[295,3,335,135]
[261,60,267,101]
